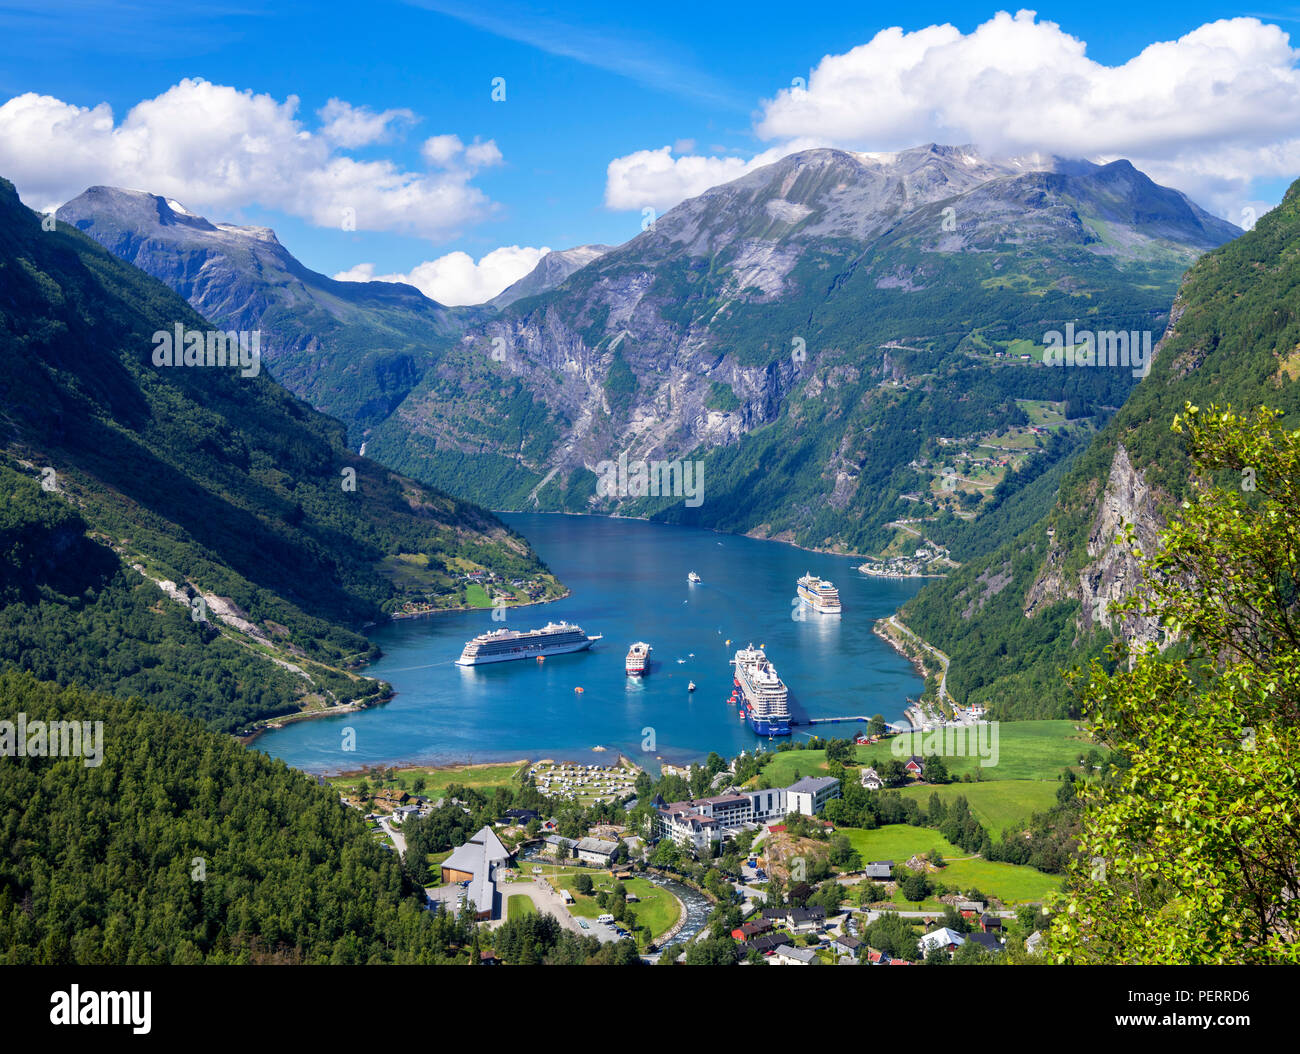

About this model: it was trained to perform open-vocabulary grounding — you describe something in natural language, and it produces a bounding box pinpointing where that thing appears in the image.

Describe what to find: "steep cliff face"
[901,179,1300,719]
[1075,444,1167,647]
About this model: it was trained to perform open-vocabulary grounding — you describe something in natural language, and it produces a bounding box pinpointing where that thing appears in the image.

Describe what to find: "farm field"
[837,824,964,863]
[897,780,1060,837]
[329,760,526,799]
[751,722,1099,789]
[934,857,1062,903]
[837,824,1060,905]
[856,721,1102,781]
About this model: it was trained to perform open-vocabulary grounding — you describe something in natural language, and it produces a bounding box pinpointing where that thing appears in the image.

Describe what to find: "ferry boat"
[625,641,651,677]
[687,570,701,584]
[731,644,792,736]
[796,572,842,614]
[456,621,601,666]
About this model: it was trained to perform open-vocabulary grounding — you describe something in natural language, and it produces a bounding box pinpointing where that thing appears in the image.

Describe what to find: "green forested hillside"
[902,178,1300,719]
[0,671,470,964]
[0,176,561,730]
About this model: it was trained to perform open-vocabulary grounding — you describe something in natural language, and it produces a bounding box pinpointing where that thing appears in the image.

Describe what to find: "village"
[327,740,1053,965]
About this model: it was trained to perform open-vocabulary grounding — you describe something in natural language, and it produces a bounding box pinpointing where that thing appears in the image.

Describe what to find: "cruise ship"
[731,644,792,736]
[456,622,601,666]
[796,572,842,614]
[625,641,651,676]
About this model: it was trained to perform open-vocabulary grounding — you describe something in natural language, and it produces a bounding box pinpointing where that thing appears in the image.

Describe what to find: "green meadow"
[897,780,1061,837]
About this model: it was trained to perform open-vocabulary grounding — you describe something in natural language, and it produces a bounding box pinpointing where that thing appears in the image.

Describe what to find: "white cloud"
[333,245,550,305]
[606,12,1300,215]
[421,133,504,169]
[0,78,501,238]
[605,144,793,211]
[318,98,416,147]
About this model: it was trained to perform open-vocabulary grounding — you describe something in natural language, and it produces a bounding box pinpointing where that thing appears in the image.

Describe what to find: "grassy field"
[856,721,1102,781]
[507,895,537,920]
[752,749,835,788]
[932,857,1061,903]
[897,780,1060,837]
[837,824,1060,905]
[464,583,494,608]
[837,824,964,863]
[328,760,526,798]
[751,722,1098,789]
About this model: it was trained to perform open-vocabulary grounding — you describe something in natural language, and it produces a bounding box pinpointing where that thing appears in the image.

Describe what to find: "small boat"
[575,686,584,694]
[688,681,696,692]
[536,656,545,664]
[687,571,701,584]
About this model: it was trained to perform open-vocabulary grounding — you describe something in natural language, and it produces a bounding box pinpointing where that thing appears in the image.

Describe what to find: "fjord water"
[254,514,926,773]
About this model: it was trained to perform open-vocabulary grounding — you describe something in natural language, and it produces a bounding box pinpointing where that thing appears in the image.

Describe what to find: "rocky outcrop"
[1024,443,1167,650]
[1076,445,1167,647]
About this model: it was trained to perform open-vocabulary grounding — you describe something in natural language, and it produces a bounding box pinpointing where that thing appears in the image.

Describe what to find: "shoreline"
[311,751,642,781]
[389,586,572,621]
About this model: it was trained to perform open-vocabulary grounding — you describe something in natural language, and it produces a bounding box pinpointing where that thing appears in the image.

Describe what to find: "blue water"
[252,514,926,773]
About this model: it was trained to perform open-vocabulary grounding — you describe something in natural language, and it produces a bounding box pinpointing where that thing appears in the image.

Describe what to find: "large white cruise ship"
[456,622,601,666]
[731,645,792,736]
[797,572,842,614]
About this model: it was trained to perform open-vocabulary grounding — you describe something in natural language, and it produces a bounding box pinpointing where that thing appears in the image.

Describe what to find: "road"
[377,817,407,857]
[885,615,953,705]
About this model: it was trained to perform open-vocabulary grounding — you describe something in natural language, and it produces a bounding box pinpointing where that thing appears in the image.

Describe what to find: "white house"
[920,927,966,956]
[575,837,619,866]
[772,944,819,965]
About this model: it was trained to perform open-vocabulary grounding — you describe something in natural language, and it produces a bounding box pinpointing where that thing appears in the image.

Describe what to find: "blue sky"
[1,2,1298,302]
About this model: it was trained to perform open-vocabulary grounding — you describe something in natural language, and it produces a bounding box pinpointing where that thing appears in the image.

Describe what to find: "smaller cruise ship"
[625,641,651,676]
[796,572,842,614]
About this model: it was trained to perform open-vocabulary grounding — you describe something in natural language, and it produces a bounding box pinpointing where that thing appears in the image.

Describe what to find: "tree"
[901,872,932,905]
[925,754,951,784]
[952,939,990,964]
[1052,405,1300,965]
[574,873,593,896]
[862,912,920,960]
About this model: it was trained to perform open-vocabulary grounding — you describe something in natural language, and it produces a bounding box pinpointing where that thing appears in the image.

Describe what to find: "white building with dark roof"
[784,776,842,816]
[656,777,841,848]
[575,837,620,866]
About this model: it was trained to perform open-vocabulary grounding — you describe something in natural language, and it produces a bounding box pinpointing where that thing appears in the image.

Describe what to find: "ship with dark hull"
[731,644,792,736]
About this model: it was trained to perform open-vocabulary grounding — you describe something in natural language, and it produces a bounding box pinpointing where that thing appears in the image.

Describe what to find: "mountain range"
[0,177,560,733]
[60,144,1240,556]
